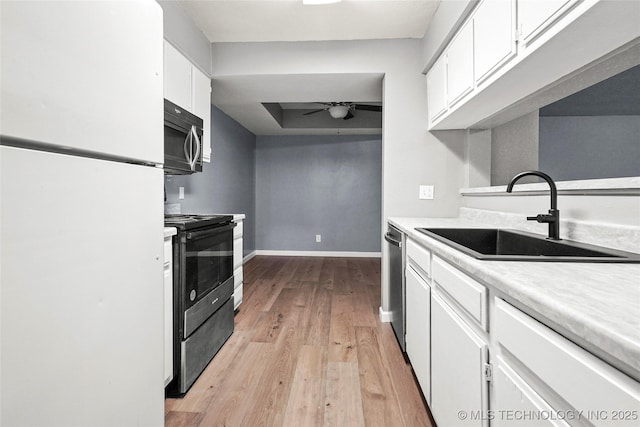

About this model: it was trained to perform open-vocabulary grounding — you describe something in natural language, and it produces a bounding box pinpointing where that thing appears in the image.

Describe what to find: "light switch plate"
[419,185,434,200]
[179,187,185,200]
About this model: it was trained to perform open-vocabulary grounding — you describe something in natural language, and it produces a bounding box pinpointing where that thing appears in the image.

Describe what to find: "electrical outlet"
[179,187,185,200]
[315,234,321,243]
[419,185,434,200]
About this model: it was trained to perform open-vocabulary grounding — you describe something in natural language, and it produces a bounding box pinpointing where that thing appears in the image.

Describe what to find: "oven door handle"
[186,223,236,240]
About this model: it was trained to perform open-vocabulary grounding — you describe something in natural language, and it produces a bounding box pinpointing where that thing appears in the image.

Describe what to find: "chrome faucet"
[506,170,561,240]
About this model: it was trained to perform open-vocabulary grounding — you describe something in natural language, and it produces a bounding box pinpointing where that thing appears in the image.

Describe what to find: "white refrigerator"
[1,1,165,425]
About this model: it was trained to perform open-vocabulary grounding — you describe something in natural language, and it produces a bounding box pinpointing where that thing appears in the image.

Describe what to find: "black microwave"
[164,99,203,175]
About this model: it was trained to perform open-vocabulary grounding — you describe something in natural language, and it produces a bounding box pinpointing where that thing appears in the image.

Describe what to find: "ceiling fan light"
[303,0,341,5]
[329,105,349,119]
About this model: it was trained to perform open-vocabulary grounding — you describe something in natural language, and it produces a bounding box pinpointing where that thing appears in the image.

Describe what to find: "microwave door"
[164,121,190,174]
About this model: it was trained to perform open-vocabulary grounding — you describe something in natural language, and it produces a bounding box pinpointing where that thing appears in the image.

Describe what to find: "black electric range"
[164,213,235,396]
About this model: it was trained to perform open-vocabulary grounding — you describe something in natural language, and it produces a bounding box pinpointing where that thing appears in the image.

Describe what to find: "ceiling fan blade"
[303,109,325,116]
[353,104,382,112]
[342,111,354,120]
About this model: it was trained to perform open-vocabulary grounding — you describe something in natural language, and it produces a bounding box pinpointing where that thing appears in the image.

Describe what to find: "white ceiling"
[176,0,440,135]
[211,73,384,135]
[179,0,439,43]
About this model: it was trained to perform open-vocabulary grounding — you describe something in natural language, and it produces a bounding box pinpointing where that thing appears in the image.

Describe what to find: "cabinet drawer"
[233,221,243,239]
[432,256,487,329]
[495,299,640,421]
[406,238,431,279]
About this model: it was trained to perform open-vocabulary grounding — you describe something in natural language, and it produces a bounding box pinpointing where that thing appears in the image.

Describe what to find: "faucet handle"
[527,214,555,223]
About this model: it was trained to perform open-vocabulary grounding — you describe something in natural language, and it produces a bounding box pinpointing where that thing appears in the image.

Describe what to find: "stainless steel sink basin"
[415,228,640,262]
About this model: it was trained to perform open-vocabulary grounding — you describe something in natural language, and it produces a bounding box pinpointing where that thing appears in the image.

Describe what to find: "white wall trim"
[254,250,381,258]
[379,306,392,323]
[243,251,257,264]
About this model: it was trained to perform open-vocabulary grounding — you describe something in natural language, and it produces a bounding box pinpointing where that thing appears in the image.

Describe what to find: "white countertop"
[389,216,640,382]
[164,227,177,238]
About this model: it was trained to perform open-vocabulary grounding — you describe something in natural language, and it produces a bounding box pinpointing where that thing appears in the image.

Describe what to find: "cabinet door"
[192,67,212,163]
[495,299,640,423]
[431,293,488,427]
[163,259,174,387]
[163,40,192,110]
[474,0,516,84]
[405,265,431,403]
[494,356,570,427]
[518,0,577,46]
[427,54,448,123]
[446,20,474,107]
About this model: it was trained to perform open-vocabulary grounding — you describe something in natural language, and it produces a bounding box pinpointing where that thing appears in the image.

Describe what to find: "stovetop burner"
[164,213,234,230]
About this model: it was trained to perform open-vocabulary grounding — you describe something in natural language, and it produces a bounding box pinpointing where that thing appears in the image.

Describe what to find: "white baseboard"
[379,306,392,323]
[253,250,381,258]
[243,251,257,264]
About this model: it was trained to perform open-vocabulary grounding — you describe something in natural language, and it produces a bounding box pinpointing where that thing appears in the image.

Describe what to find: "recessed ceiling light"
[303,0,342,5]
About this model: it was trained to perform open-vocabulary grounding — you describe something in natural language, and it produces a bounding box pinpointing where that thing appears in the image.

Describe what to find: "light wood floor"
[165,256,435,427]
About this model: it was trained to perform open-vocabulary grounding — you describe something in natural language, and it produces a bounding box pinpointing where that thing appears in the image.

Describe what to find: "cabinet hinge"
[483,363,493,382]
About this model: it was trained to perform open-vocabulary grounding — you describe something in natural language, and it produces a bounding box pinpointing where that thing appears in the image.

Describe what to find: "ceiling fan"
[303,102,382,120]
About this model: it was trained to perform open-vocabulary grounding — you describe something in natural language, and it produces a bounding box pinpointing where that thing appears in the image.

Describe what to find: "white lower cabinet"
[431,292,489,427]
[405,264,431,402]
[494,299,640,426]
[493,355,569,427]
[233,218,244,310]
[397,228,640,427]
[163,230,175,387]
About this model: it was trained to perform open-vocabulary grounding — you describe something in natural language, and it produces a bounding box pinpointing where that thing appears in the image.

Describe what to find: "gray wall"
[165,106,256,256]
[491,111,539,185]
[255,135,382,252]
[539,116,640,181]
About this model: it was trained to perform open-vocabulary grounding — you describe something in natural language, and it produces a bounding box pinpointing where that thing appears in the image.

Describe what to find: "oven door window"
[184,224,234,308]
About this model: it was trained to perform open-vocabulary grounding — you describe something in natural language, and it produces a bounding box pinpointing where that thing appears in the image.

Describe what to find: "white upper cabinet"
[425,0,640,129]
[473,0,517,85]
[163,40,212,163]
[427,54,448,123]
[518,0,578,46]
[163,41,192,112]
[446,20,474,107]
[192,67,212,162]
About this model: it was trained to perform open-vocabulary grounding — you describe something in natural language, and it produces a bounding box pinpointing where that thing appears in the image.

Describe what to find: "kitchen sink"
[415,228,640,262]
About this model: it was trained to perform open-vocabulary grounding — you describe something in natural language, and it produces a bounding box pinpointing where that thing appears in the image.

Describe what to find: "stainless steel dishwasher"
[385,224,405,352]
